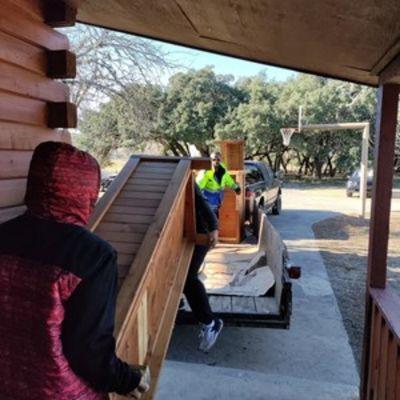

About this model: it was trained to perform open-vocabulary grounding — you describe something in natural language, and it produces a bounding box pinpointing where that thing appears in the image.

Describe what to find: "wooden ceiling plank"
[75,0,400,86]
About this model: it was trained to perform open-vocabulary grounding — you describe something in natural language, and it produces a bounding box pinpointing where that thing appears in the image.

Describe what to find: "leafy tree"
[77,84,165,163]
[276,75,376,178]
[157,67,242,156]
[215,76,283,168]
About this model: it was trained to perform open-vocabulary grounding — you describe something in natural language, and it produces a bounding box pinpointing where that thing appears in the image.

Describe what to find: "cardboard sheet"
[201,245,275,296]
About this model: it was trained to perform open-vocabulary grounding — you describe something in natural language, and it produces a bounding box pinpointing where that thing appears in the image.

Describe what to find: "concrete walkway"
[156,187,360,400]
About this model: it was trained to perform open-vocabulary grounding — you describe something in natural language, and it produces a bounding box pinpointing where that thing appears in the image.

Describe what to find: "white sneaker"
[199,319,223,352]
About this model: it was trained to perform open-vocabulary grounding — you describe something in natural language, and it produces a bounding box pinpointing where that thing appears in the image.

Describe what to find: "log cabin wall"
[0,0,77,223]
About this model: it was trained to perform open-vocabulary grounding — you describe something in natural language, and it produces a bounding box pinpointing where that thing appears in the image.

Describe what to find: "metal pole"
[298,105,303,132]
[359,123,370,218]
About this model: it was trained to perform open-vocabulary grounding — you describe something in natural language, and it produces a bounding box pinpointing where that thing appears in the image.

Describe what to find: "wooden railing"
[366,287,400,399]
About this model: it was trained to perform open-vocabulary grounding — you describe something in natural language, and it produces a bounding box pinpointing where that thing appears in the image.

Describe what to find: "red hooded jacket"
[0,142,140,399]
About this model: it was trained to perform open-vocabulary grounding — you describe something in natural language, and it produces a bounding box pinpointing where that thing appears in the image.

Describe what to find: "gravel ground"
[312,213,400,371]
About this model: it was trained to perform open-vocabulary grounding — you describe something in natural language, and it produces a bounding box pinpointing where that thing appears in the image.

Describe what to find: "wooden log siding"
[0,0,76,216]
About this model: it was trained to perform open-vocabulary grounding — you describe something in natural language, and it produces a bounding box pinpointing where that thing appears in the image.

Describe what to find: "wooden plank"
[0,122,69,150]
[0,62,69,101]
[134,155,210,170]
[95,230,144,244]
[136,291,149,365]
[96,222,149,234]
[89,157,140,230]
[109,205,157,216]
[0,31,46,75]
[0,178,26,207]
[128,177,171,187]
[47,102,77,128]
[0,0,69,50]
[109,241,141,254]
[116,160,191,341]
[103,213,153,225]
[379,52,400,85]
[368,305,382,398]
[138,162,176,169]
[386,333,397,400]
[123,184,166,193]
[137,165,176,175]
[117,264,130,278]
[118,191,164,200]
[254,297,278,314]
[0,205,26,223]
[47,50,76,79]
[117,276,125,292]
[117,253,135,266]
[396,349,400,400]
[131,171,173,180]
[9,0,45,21]
[231,296,257,314]
[113,197,161,208]
[145,241,194,399]
[0,92,47,126]
[371,288,400,343]
[139,161,178,169]
[209,295,232,313]
[378,321,389,399]
[0,150,32,178]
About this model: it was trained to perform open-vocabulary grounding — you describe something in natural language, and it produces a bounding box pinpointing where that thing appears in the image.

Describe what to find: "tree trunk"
[265,152,273,169]
[313,158,323,179]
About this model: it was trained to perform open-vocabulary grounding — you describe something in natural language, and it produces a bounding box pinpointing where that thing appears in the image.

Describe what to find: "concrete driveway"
[156,185,362,400]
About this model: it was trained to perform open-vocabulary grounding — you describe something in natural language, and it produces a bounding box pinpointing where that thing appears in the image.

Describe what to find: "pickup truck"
[245,160,283,228]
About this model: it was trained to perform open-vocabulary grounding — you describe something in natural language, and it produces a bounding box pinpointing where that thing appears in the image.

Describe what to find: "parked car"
[346,169,373,197]
[244,160,283,227]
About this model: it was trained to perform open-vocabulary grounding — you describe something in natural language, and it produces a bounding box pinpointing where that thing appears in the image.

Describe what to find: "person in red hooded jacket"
[0,142,149,400]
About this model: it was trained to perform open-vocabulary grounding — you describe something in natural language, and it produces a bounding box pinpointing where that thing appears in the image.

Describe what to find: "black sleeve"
[194,183,218,233]
[61,250,141,395]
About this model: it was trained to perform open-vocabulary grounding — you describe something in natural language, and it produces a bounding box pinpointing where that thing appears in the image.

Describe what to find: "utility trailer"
[177,212,294,329]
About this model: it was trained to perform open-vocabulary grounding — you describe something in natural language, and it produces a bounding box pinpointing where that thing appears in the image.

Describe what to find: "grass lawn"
[312,212,400,371]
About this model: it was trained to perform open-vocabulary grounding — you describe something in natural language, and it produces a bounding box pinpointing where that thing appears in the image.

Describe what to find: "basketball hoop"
[280,128,296,146]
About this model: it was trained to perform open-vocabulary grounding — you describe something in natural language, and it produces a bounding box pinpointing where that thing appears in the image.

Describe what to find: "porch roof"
[71,0,400,86]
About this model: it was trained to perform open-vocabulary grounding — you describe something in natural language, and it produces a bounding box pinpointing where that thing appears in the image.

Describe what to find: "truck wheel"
[272,194,282,215]
[346,191,353,198]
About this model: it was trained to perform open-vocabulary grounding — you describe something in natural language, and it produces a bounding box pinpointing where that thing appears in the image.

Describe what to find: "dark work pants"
[183,244,214,325]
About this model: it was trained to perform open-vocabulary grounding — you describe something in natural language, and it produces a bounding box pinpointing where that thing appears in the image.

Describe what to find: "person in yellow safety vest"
[197,151,241,216]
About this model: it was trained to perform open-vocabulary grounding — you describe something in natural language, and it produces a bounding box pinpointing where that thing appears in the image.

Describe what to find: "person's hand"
[234,186,241,195]
[127,376,150,399]
[127,366,151,399]
[208,230,219,248]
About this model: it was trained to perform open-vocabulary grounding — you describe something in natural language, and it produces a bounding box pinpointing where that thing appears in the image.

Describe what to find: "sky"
[158,41,296,83]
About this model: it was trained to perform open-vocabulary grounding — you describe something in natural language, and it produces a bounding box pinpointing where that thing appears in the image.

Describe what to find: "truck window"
[245,165,264,184]
[264,166,274,181]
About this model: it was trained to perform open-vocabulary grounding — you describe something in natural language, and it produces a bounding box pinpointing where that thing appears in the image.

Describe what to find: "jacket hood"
[25,141,100,226]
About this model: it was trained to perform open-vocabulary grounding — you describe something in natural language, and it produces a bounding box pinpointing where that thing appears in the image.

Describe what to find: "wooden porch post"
[360,83,400,398]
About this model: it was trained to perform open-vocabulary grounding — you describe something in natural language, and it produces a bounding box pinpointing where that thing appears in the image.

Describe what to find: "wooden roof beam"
[378,52,400,85]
